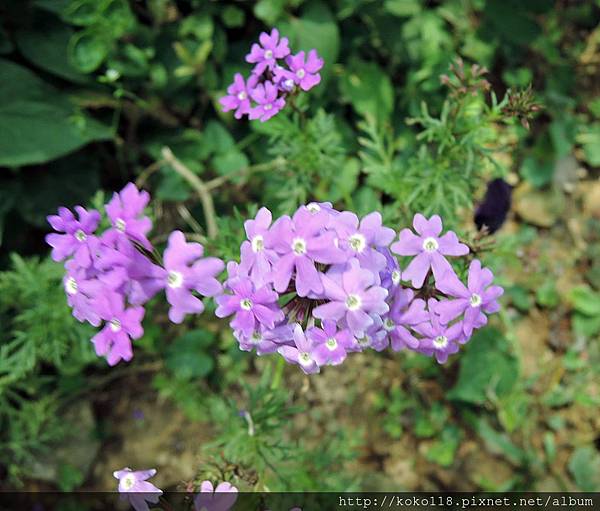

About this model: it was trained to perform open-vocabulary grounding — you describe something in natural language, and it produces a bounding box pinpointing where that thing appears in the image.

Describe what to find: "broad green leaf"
[569,447,600,491]
[339,59,394,123]
[448,328,519,405]
[569,286,600,316]
[425,425,462,467]
[165,330,215,380]
[15,17,88,83]
[384,0,421,17]
[254,0,287,25]
[476,417,526,465]
[576,123,600,166]
[0,60,113,167]
[68,28,110,73]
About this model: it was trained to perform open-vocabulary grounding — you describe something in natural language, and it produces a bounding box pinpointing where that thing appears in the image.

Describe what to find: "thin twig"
[136,159,164,188]
[161,146,218,239]
[204,157,285,191]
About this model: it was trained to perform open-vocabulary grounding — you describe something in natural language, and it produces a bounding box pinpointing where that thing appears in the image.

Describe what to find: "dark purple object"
[474,178,512,234]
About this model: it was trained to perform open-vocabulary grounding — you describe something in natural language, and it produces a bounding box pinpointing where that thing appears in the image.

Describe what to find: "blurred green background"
[1,0,600,492]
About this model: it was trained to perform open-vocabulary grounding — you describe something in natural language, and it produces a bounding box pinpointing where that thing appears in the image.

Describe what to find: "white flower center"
[167,270,183,289]
[109,318,121,332]
[240,298,253,310]
[326,338,337,350]
[115,218,126,232]
[122,473,136,490]
[391,270,401,285]
[74,229,87,242]
[251,235,264,252]
[433,335,448,349]
[296,69,306,79]
[264,103,272,111]
[345,294,362,311]
[422,237,439,252]
[306,203,321,213]
[383,318,395,331]
[264,49,273,59]
[298,352,313,366]
[292,237,307,255]
[65,277,78,295]
[349,233,366,253]
[470,293,482,307]
[237,91,247,100]
[284,79,295,90]
[357,335,371,347]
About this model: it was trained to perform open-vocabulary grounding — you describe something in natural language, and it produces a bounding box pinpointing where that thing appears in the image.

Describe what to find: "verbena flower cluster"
[46,183,224,366]
[48,183,502,372]
[219,28,323,121]
[217,206,503,373]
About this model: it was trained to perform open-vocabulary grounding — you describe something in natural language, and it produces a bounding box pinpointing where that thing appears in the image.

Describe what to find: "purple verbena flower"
[391,214,469,288]
[104,183,153,250]
[245,28,290,74]
[307,320,354,366]
[278,324,320,374]
[194,481,238,511]
[114,468,162,511]
[314,259,389,334]
[283,49,324,91]
[239,207,278,287]
[249,81,286,122]
[386,289,429,351]
[219,73,258,119]
[269,207,345,297]
[64,259,102,326]
[333,211,396,272]
[46,206,101,267]
[91,292,144,366]
[413,299,462,364]
[162,231,224,324]
[348,316,387,352]
[215,277,283,335]
[435,260,504,337]
[235,324,293,355]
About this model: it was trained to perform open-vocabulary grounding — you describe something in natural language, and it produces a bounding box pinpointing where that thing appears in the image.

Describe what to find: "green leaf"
[165,330,215,380]
[254,0,287,25]
[68,28,110,73]
[448,328,519,405]
[0,59,112,167]
[15,17,88,83]
[213,151,249,177]
[520,156,554,188]
[384,0,422,17]
[339,59,394,123]
[576,123,600,166]
[221,6,245,28]
[57,463,84,491]
[536,280,560,308]
[425,425,462,467]
[506,285,533,312]
[569,286,600,316]
[569,447,600,491]
[476,417,526,465]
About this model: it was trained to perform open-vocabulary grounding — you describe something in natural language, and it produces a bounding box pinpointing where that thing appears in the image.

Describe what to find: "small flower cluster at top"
[46,183,224,366]
[216,205,503,373]
[219,28,323,122]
